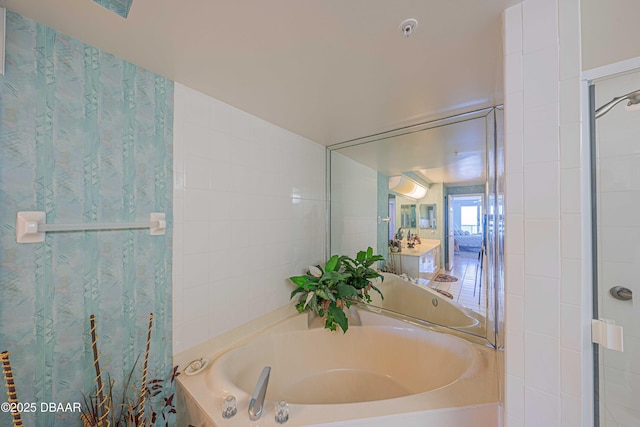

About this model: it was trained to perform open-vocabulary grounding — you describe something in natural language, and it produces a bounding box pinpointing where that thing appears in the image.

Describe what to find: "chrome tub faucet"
[248,366,271,421]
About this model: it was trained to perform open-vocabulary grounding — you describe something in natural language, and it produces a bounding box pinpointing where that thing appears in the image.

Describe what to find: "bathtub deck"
[176,306,501,427]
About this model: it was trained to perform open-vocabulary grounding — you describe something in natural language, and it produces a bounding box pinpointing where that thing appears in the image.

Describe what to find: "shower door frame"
[583,55,640,427]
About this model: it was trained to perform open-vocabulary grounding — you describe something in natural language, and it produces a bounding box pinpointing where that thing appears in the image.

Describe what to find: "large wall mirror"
[328,107,504,345]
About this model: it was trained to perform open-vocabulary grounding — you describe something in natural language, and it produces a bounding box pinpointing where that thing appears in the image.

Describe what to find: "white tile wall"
[329,152,378,258]
[503,0,587,426]
[172,83,327,354]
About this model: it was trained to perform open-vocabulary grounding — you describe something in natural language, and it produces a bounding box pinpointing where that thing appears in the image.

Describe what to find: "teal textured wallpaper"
[0,11,173,426]
[92,0,134,18]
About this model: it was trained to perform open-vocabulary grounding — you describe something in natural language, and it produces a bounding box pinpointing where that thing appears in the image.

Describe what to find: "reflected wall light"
[388,175,428,199]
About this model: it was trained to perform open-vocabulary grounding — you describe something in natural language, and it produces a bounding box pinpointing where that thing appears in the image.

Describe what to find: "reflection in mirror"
[419,204,436,229]
[328,107,504,345]
[400,204,416,228]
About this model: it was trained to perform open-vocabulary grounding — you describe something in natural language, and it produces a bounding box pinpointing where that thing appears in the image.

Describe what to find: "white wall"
[581,0,640,71]
[172,83,327,354]
[330,151,378,258]
[503,0,587,426]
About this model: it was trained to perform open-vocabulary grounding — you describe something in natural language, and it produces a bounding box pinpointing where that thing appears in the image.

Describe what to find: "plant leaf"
[289,276,309,287]
[369,283,384,300]
[309,295,319,313]
[324,255,339,273]
[316,288,331,301]
[364,255,384,267]
[290,287,305,299]
[323,271,348,284]
[328,304,349,333]
[304,291,315,309]
[315,286,336,302]
[336,284,358,299]
[309,265,322,277]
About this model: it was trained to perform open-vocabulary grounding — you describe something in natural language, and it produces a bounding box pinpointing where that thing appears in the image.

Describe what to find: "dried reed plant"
[81,313,177,427]
[1,351,23,427]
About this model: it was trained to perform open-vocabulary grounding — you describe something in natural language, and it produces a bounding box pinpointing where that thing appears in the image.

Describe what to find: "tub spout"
[248,366,271,421]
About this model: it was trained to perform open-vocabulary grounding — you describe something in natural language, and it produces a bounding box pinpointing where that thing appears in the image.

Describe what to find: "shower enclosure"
[590,67,640,426]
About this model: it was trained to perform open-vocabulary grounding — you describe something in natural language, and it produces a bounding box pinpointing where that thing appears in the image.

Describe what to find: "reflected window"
[461,206,479,234]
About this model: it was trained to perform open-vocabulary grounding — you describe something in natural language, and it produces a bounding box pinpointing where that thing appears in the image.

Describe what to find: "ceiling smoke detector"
[399,18,419,38]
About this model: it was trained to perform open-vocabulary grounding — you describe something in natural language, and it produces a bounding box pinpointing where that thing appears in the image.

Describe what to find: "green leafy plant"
[289,247,384,333]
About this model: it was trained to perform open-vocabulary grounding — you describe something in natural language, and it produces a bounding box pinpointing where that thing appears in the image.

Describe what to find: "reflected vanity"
[388,239,440,281]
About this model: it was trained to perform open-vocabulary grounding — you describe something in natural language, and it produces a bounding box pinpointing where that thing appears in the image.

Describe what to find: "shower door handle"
[609,286,633,301]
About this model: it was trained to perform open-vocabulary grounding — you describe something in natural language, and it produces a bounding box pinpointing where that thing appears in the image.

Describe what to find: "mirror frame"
[325,106,504,348]
[400,204,417,228]
[419,204,436,229]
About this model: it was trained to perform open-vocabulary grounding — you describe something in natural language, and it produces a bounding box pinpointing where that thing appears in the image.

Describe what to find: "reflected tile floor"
[429,251,486,318]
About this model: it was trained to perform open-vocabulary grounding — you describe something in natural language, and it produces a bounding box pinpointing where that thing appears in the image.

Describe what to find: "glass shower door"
[592,70,640,426]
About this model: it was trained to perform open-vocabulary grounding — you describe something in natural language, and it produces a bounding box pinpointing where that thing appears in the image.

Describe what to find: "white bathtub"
[177,308,499,427]
[366,273,485,336]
